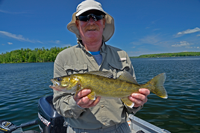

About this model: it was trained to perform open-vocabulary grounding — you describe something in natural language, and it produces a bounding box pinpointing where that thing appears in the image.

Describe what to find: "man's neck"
[82,39,102,52]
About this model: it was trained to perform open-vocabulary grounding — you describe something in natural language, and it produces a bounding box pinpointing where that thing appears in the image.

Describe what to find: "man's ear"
[75,20,79,29]
[103,18,106,28]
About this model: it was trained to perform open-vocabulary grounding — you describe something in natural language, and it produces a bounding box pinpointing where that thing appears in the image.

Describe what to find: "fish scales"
[76,73,141,98]
[50,71,168,107]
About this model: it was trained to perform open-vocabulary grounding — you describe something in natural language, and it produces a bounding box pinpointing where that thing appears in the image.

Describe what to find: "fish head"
[50,77,62,86]
[51,76,71,87]
[50,75,79,92]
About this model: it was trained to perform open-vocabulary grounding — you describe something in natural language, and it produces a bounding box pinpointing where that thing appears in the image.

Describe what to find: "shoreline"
[130,52,200,58]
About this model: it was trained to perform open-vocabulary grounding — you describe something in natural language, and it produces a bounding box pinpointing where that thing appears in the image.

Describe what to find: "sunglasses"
[77,14,104,22]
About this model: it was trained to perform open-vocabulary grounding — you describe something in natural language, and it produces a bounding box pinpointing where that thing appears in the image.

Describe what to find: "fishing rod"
[0,120,38,133]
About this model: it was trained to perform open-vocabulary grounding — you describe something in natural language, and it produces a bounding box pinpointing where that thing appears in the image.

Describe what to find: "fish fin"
[144,73,168,99]
[74,84,81,97]
[87,91,96,100]
[118,71,139,85]
[121,97,135,108]
[74,90,79,97]
[87,71,113,78]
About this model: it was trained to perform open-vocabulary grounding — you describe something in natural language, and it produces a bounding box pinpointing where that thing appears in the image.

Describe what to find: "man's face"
[76,10,105,43]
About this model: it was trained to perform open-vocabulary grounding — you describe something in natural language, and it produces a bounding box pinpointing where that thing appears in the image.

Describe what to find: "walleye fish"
[50,71,168,107]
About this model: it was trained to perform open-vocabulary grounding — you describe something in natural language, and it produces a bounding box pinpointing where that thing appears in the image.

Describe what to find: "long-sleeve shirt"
[52,42,142,129]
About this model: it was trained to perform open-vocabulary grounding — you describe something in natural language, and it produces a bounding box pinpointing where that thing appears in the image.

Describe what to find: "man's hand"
[128,88,150,107]
[74,89,101,108]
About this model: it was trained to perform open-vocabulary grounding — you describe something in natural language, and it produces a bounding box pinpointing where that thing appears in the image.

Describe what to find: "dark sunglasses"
[77,14,104,22]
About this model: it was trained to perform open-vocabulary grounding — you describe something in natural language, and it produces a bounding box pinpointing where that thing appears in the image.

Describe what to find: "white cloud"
[55,40,60,44]
[140,35,160,44]
[0,9,28,14]
[197,34,200,37]
[171,41,192,47]
[2,44,5,45]
[0,31,32,42]
[190,46,200,49]
[48,40,61,44]
[49,40,61,44]
[177,27,200,35]
[132,35,161,45]
[0,9,11,13]
[153,29,160,31]
[0,31,42,43]
[8,42,13,45]
[63,44,71,47]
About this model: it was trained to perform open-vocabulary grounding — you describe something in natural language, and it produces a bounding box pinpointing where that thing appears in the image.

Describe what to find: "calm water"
[0,57,200,133]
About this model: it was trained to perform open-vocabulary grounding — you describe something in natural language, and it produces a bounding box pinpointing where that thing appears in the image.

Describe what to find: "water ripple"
[132,57,200,133]
[0,58,200,132]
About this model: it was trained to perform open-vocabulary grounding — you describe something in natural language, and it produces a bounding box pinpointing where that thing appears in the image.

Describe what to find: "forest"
[0,47,68,63]
[1,48,200,64]
[131,52,200,58]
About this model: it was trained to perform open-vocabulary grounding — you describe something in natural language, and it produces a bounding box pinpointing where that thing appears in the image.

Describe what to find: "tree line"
[0,47,69,64]
[1,48,200,64]
[131,52,200,58]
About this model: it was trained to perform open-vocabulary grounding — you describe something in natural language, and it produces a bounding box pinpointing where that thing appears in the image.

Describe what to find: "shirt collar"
[78,40,107,54]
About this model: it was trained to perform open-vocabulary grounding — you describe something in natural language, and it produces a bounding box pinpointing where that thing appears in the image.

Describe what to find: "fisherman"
[53,0,150,132]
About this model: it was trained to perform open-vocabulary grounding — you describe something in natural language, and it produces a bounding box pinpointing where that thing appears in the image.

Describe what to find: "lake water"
[0,57,200,133]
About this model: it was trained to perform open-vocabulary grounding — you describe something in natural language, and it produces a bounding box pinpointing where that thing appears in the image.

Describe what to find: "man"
[53,0,150,132]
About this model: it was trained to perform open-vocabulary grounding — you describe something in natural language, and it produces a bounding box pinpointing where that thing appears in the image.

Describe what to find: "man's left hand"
[128,88,150,107]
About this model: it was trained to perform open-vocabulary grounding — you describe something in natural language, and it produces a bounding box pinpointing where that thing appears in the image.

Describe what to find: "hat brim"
[67,12,115,42]
[76,7,106,16]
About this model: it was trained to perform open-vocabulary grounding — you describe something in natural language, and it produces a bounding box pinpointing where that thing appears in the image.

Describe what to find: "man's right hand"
[73,89,101,108]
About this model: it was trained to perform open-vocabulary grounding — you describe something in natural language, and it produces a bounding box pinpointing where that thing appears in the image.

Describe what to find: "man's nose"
[88,17,96,24]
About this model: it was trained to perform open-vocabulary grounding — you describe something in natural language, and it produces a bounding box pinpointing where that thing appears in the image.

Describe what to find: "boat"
[0,95,170,133]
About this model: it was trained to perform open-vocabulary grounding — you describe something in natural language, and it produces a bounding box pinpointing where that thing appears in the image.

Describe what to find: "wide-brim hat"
[67,0,115,42]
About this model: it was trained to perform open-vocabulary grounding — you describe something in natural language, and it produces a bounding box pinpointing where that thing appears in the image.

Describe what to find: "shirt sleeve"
[52,53,85,119]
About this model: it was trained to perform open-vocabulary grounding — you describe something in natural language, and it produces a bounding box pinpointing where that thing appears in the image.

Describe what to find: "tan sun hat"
[67,0,115,42]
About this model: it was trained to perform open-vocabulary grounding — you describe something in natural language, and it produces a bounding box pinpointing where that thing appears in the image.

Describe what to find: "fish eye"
[57,77,62,81]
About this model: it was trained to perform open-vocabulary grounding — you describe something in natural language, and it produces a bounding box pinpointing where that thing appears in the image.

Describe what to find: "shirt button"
[101,105,104,108]
[103,123,106,125]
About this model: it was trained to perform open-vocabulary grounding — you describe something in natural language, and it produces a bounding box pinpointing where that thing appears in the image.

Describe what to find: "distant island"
[0,47,199,64]
[130,52,200,58]
[0,47,68,64]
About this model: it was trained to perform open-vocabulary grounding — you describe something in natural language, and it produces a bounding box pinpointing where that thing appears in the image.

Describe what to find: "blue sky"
[0,0,200,56]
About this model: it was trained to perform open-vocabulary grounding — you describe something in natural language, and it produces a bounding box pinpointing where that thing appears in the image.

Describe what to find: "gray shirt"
[53,41,142,129]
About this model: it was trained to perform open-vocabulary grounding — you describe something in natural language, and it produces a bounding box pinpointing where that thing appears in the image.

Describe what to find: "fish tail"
[143,73,168,99]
